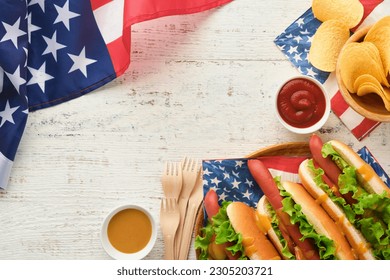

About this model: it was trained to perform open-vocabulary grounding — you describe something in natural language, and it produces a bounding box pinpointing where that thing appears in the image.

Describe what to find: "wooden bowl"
[194,142,310,259]
[335,25,390,122]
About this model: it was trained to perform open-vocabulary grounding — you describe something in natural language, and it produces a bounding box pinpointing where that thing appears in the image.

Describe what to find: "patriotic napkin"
[274,0,389,141]
[201,147,390,213]
[0,0,233,189]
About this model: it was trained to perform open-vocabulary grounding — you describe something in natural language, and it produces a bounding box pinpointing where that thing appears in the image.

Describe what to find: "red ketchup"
[277,78,326,128]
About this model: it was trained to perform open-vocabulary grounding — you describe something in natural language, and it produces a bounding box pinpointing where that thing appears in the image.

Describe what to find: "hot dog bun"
[256,196,293,259]
[299,158,375,260]
[226,202,281,260]
[328,140,390,197]
[281,181,355,260]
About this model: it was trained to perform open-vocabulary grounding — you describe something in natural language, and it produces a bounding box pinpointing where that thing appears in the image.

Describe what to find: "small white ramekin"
[274,76,330,134]
[100,204,157,260]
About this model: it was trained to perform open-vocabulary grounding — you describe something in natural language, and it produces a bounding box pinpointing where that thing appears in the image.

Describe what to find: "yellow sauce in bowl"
[107,208,152,254]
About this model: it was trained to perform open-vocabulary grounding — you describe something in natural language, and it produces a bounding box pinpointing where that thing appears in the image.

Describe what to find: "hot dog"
[299,158,375,259]
[249,159,355,260]
[201,189,240,260]
[248,159,320,260]
[195,190,281,260]
[299,135,390,259]
[309,134,356,204]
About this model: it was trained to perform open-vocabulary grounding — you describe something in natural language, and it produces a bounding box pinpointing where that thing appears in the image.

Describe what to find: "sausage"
[204,189,220,219]
[247,159,283,209]
[248,159,320,260]
[309,134,342,186]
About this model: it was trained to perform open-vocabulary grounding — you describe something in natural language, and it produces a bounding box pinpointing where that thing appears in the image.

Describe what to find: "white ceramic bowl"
[100,204,157,260]
[274,76,330,134]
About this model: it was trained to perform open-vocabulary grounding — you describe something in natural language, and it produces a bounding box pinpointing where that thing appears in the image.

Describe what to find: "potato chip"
[384,87,390,101]
[356,83,380,96]
[358,42,390,88]
[353,74,390,112]
[354,74,384,95]
[338,42,389,92]
[353,74,383,93]
[364,16,390,76]
[356,83,390,111]
[309,19,350,72]
[312,0,364,29]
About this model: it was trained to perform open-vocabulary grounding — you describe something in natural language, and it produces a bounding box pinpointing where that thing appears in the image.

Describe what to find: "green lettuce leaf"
[266,202,296,260]
[276,177,337,260]
[321,143,349,170]
[194,201,247,260]
[307,159,356,223]
[194,221,214,260]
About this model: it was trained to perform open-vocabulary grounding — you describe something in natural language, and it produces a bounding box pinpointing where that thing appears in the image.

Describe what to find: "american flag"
[201,147,390,215]
[274,0,388,141]
[0,0,233,189]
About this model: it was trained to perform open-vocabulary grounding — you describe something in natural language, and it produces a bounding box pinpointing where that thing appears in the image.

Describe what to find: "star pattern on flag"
[0,17,26,49]
[202,159,263,209]
[27,62,54,93]
[23,0,115,111]
[0,100,20,127]
[42,31,66,61]
[0,0,114,173]
[68,47,97,77]
[54,1,80,31]
[4,66,26,94]
[274,8,329,84]
[0,0,28,167]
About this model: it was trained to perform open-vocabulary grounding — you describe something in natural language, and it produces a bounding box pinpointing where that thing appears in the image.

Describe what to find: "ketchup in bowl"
[275,76,330,134]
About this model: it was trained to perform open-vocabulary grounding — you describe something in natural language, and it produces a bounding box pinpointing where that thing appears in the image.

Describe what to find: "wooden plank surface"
[1,0,389,260]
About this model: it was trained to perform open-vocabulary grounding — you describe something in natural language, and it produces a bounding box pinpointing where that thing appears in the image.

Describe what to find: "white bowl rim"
[100,204,157,260]
[274,75,331,134]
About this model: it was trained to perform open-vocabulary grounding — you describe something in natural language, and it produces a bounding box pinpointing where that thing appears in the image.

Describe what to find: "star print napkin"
[202,155,308,209]
[0,0,233,189]
[201,147,390,211]
[274,0,388,140]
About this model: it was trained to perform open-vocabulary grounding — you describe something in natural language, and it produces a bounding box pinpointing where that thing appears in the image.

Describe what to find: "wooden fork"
[160,197,180,259]
[161,161,182,200]
[175,157,200,258]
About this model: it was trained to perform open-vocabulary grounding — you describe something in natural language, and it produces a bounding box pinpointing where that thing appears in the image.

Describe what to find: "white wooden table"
[1,0,389,260]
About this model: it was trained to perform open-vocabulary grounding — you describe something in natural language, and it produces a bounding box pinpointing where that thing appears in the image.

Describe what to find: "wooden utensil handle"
[175,197,188,258]
[178,204,198,260]
[164,235,175,260]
